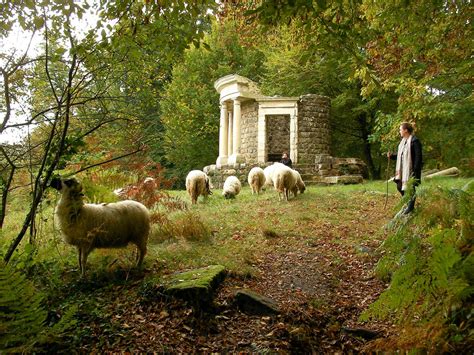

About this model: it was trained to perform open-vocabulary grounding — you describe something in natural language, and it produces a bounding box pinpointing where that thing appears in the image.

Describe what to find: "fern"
[0,265,47,352]
[361,185,473,348]
[0,265,77,352]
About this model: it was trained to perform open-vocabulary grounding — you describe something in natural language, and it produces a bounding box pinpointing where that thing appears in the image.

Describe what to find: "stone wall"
[204,163,271,190]
[293,154,368,185]
[240,101,259,165]
[297,94,331,164]
[266,115,290,162]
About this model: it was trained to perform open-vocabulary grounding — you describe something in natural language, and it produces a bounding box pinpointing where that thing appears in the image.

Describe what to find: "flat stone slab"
[234,289,280,315]
[163,265,227,305]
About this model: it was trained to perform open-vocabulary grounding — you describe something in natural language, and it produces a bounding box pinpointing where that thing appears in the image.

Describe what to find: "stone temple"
[204,74,367,188]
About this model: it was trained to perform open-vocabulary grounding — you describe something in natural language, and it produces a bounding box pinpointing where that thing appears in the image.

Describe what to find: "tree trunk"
[357,113,380,179]
[0,146,16,229]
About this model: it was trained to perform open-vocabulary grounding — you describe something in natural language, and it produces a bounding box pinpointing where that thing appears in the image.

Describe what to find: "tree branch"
[69,147,144,176]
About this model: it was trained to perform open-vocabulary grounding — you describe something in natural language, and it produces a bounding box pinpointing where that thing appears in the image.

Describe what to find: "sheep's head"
[298,182,306,193]
[222,190,235,199]
[50,177,83,196]
[205,177,213,195]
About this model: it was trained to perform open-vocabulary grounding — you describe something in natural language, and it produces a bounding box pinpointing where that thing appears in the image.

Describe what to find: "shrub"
[361,185,473,350]
[152,211,211,243]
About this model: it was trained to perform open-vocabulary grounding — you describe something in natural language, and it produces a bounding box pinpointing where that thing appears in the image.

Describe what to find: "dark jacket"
[280,157,292,168]
[390,135,423,180]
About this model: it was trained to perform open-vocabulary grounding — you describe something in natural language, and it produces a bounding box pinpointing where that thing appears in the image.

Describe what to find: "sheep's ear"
[50,177,62,191]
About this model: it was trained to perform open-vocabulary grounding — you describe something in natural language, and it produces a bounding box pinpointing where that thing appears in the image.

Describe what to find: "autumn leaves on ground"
[33,181,402,353]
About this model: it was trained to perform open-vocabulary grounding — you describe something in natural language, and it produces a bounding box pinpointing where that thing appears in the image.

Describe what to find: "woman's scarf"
[395,135,412,191]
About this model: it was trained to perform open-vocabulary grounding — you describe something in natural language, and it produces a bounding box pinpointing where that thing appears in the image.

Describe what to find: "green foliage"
[0,265,77,352]
[257,23,397,178]
[0,265,46,351]
[252,0,473,176]
[160,21,265,185]
[361,185,473,348]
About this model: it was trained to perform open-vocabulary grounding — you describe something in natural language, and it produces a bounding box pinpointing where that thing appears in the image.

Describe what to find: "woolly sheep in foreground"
[272,164,299,201]
[247,167,265,195]
[50,177,150,276]
[222,175,242,199]
[185,170,212,204]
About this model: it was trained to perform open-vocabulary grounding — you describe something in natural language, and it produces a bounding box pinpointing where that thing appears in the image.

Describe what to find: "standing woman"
[387,122,423,214]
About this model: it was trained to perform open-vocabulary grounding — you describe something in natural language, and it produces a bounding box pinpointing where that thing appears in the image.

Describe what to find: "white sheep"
[247,167,265,195]
[185,170,212,204]
[272,164,298,201]
[291,169,306,197]
[222,175,242,199]
[263,162,286,189]
[50,177,150,276]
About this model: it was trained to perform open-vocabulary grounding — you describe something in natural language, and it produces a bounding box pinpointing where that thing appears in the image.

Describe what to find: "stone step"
[301,175,364,185]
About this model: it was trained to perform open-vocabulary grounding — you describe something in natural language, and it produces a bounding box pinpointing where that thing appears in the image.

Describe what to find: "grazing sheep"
[185,170,212,204]
[222,176,242,199]
[272,164,297,201]
[291,170,306,197]
[263,162,286,189]
[50,177,150,276]
[247,167,265,195]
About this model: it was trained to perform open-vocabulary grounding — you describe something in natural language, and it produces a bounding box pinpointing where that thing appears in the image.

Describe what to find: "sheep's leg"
[77,247,82,273]
[136,243,146,268]
[285,188,289,201]
[80,247,91,276]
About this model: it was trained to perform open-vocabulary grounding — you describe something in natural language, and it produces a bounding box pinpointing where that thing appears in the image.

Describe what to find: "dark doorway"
[266,114,290,162]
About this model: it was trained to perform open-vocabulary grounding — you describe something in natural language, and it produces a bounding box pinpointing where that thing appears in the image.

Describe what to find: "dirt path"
[72,193,396,353]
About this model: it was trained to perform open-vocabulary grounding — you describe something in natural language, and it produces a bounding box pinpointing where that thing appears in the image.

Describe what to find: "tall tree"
[250,0,473,172]
[0,0,218,262]
[160,21,266,185]
[256,24,397,178]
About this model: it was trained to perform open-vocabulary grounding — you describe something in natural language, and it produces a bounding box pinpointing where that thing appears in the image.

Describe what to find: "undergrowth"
[361,182,473,351]
[0,265,77,352]
[2,170,472,352]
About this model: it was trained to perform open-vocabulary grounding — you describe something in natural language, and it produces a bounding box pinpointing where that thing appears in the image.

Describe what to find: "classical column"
[257,109,266,163]
[289,104,298,164]
[228,99,243,164]
[216,103,228,166]
[227,111,233,157]
[232,99,241,155]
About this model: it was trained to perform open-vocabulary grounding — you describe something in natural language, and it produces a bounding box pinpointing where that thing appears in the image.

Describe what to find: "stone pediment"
[214,74,299,105]
[214,74,264,103]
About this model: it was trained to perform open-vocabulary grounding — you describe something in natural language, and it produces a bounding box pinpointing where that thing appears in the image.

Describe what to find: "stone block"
[324,175,363,184]
[317,163,331,170]
[315,154,332,164]
[234,289,280,315]
[153,265,227,306]
[223,169,236,175]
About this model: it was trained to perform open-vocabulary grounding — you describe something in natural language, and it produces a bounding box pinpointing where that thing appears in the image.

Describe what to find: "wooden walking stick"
[384,154,390,209]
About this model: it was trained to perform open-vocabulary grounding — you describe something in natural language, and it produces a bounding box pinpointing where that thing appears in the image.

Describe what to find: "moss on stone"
[163,265,227,305]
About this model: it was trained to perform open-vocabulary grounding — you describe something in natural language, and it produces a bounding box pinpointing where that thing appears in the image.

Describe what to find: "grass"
[1,175,471,351]
[0,177,470,282]
[2,177,471,278]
